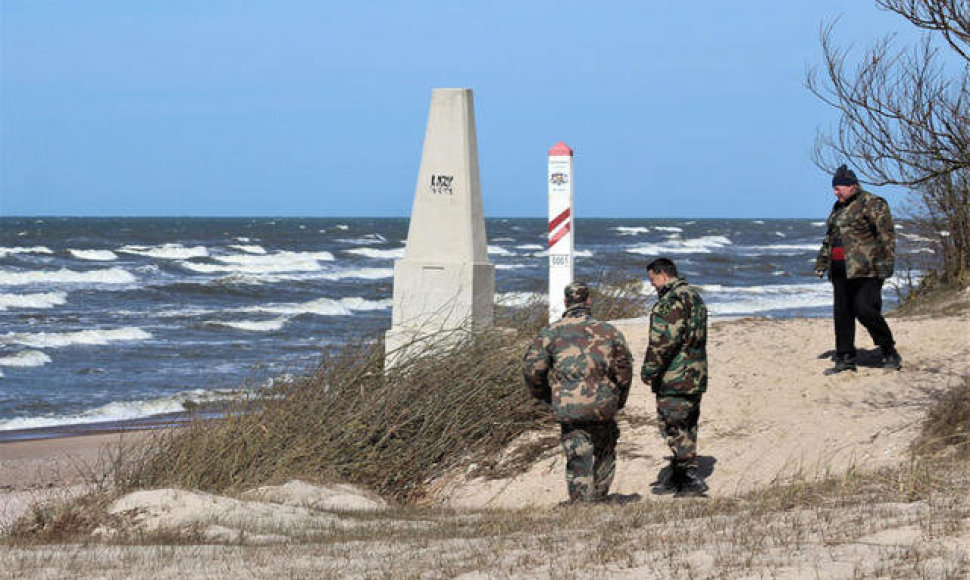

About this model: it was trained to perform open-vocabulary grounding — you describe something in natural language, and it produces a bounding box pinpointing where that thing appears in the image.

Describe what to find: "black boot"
[675,466,709,497]
[881,349,902,370]
[824,353,857,375]
[650,463,681,495]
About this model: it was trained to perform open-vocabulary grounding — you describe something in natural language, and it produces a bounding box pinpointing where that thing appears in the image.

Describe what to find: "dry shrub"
[119,279,648,502]
[913,376,970,459]
[8,492,113,542]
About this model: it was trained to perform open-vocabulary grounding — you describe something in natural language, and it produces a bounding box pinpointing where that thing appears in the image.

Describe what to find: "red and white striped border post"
[548,141,574,322]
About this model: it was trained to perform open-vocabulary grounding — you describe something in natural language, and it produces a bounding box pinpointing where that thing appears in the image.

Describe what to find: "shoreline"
[0,413,188,444]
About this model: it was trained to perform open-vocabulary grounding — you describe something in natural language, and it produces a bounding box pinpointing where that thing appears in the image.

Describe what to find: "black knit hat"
[832,164,859,187]
[564,281,590,305]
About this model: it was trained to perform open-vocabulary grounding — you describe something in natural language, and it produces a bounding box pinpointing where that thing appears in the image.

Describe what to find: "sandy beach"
[2,305,968,578]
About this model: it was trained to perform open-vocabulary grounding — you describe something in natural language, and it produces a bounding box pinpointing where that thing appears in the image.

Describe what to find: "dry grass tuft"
[912,375,970,459]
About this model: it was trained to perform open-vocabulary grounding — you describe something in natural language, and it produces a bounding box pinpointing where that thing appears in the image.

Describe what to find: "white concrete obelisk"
[385,88,495,362]
[548,141,575,322]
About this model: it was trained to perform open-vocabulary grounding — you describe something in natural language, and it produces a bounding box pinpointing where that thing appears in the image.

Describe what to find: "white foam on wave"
[900,233,934,243]
[516,244,544,250]
[1,327,152,348]
[180,251,334,275]
[336,234,387,245]
[206,318,289,332]
[241,296,391,317]
[0,267,136,287]
[227,244,267,255]
[119,243,209,260]
[0,388,245,432]
[345,247,406,259]
[496,292,545,307]
[812,221,826,227]
[0,246,53,257]
[488,245,514,256]
[68,249,118,261]
[496,264,528,270]
[699,282,832,315]
[0,350,52,368]
[215,267,395,285]
[626,235,732,255]
[0,292,67,311]
[614,226,650,236]
[775,232,787,238]
[752,220,765,225]
[654,226,683,233]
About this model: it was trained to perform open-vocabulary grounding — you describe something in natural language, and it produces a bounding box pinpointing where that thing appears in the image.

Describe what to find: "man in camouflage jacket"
[641,258,709,497]
[815,164,902,374]
[523,281,633,503]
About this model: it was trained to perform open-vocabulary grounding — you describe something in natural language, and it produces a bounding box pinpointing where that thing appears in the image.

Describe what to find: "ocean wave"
[335,234,387,245]
[68,249,119,261]
[0,291,68,310]
[345,247,406,259]
[700,282,832,315]
[496,292,544,307]
[487,245,514,256]
[516,244,544,250]
[119,243,209,260]
[322,268,394,281]
[613,227,650,236]
[900,233,934,243]
[699,282,828,296]
[240,296,391,317]
[0,350,52,368]
[0,388,246,432]
[496,264,528,270]
[654,226,683,233]
[0,246,53,257]
[1,327,152,348]
[210,267,395,285]
[626,235,732,255]
[812,221,826,227]
[226,244,267,254]
[180,251,334,274]
[738,243,819,254]
[0,267,136,286]
[752,220,765,225]
[205,318,289,332]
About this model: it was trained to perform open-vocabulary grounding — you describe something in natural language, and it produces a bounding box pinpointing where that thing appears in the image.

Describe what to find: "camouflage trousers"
[560,420,619,501]
[656,394,702,468]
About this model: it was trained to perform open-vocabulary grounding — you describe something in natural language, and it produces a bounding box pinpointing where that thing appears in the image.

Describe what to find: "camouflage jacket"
[640,278,708,396]
[815,190,895,279]
[522,305,633,423]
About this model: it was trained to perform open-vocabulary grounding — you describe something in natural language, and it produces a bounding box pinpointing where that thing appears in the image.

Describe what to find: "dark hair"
[646,257,678,277]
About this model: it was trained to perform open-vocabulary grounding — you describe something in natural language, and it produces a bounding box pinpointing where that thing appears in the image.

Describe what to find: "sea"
[0,217,930,441]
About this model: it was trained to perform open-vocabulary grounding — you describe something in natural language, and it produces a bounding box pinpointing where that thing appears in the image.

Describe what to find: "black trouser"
[831,264,895,357]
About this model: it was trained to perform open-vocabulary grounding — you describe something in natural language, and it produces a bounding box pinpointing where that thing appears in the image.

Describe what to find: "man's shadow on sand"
[818,348,884,367]
[648,455,717,491]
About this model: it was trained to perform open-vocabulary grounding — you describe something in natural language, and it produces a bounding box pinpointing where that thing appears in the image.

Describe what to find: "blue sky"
[1,2,921,218]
